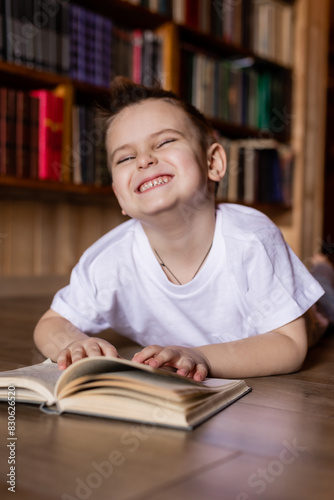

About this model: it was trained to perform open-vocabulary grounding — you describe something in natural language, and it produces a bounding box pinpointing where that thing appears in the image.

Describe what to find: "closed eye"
[116,156,135,165]
[157,138,176,148]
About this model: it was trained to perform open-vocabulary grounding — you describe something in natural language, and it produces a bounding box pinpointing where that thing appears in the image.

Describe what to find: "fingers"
[132,345,163,365]
[192,364,208,382]
[132,346,208,381]
[57,338,120,370]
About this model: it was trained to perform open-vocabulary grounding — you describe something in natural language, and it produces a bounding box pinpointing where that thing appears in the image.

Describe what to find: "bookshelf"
[0,0,330,296]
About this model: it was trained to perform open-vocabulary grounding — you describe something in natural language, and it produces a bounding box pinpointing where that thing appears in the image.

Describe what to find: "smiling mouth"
[137,176,173,193]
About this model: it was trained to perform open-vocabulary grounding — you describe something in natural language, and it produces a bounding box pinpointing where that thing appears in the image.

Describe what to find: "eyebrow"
[109,128,185,164]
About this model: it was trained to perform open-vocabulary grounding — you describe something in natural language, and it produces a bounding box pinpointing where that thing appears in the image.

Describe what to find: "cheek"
[111,171,129,200]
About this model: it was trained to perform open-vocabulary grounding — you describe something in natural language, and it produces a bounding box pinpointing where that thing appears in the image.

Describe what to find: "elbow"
[286,331,308,374]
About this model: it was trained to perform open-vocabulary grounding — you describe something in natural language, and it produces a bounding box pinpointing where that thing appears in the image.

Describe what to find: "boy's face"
[107,99,212,221]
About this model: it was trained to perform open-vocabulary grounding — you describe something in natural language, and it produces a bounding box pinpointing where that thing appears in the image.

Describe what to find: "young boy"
[34,77,326,381]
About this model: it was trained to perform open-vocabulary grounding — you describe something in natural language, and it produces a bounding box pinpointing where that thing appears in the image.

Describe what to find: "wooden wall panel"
[33,201,58,275]
[0,196,125,297]
[2,201,36,276]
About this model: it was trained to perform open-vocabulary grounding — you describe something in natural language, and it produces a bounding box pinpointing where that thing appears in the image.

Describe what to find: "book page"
[0,359,62,405]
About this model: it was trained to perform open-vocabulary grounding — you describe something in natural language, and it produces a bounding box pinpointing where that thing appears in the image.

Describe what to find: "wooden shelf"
[0,177,116,204]
[208,118,290,142]
[0,60,111,97]
[82,0,172,30]
[178,25,293,73]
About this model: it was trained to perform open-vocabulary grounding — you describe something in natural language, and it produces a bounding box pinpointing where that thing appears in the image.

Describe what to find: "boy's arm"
[34,309,121,369]
[132,316,308,380]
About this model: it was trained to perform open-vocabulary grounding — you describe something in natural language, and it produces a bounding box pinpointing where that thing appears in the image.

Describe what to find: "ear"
[207,143,227,182]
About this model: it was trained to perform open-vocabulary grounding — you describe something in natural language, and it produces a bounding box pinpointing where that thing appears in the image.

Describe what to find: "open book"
[0,357,251,430]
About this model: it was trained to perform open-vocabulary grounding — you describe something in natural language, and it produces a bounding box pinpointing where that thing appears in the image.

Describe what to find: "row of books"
[0,86,111,186]
[69,4,162,87]
[0,1,163,88]
[0,87,40,179]
[181,50,288,132]
[216,137,294,205]
[0,84,293,205]
[125,0,294,67]
[111,28,163,87]
[0,0,70,75]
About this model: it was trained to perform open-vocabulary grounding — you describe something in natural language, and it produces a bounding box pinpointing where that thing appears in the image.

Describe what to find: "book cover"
[185,0,199,30]
[22,0,34,68]
[3,0,13,62]
[56,0,70,75]
[94,13,104,86]
[172,0,185,25]
[29,89,55,181]
[16,91,24,177]
[243,147,257,205]
[0,0,3,60]
[29,95,39,179]
[227,141,239,203]
[50,93,64,182]
[210,0,223,38]
[78,105,88,183]
[85,106,96,185]
[40,0,51,71]
[48,0,57,72]
[85,10,96,85]
[5,88,16,176]
[199,0,211,34]
[132,29,143,84]
[0,87,7,175]
[223,0,234,43]
[102,16,112,87]
[10,0,24,65]
[53,84,73,184]
[142,30,154,86]
[32,0,43,70]
[0,357,251,430]
[72,105,82,185]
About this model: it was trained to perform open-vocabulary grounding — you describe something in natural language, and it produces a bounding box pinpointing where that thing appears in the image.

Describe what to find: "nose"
[137,152,158,170]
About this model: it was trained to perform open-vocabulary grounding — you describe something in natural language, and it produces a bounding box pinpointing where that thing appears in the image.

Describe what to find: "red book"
[132,29,143,84]
[15,91,24,177]
[50,93,64,181]
[15,91,31,178]
[29,90,57,180]
[186,0,199,30]
[5,89,16,176]
[29,96,39,179]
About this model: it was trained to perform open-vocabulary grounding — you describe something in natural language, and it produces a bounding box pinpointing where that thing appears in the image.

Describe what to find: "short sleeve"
[243,226,324,334]
[50,256,112,334]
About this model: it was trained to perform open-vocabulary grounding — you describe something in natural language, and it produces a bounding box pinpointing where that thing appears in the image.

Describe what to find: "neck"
[141,203,216,284]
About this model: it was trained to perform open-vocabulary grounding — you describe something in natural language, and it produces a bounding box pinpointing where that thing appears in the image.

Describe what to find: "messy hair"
[97,76,216,155]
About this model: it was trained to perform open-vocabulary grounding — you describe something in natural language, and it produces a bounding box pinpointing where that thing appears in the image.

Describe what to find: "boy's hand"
[132,345,210,382]
[57,338,121,370]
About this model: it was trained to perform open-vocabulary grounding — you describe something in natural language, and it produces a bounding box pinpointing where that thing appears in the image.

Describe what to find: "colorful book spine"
[0,0,3,60]
[102,17,112,87]
[29,95,39,179]
[51,93,64,181]
[29,90,53,180]
[5,89,16,176]
[94,13,105,87]
[132,29,143,84]
[29,90,63,181]
[0,87,7,175]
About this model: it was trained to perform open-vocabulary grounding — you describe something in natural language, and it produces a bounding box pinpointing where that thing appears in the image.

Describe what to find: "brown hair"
[97,76,216,155]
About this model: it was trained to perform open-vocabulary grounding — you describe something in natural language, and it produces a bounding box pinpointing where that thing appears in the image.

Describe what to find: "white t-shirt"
[51,204,324,347]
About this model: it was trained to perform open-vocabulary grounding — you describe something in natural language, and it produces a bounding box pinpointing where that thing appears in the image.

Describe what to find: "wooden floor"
[1,297,334,500]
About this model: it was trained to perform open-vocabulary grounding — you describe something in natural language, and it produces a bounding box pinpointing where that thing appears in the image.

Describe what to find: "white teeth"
[139,176,171,192]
